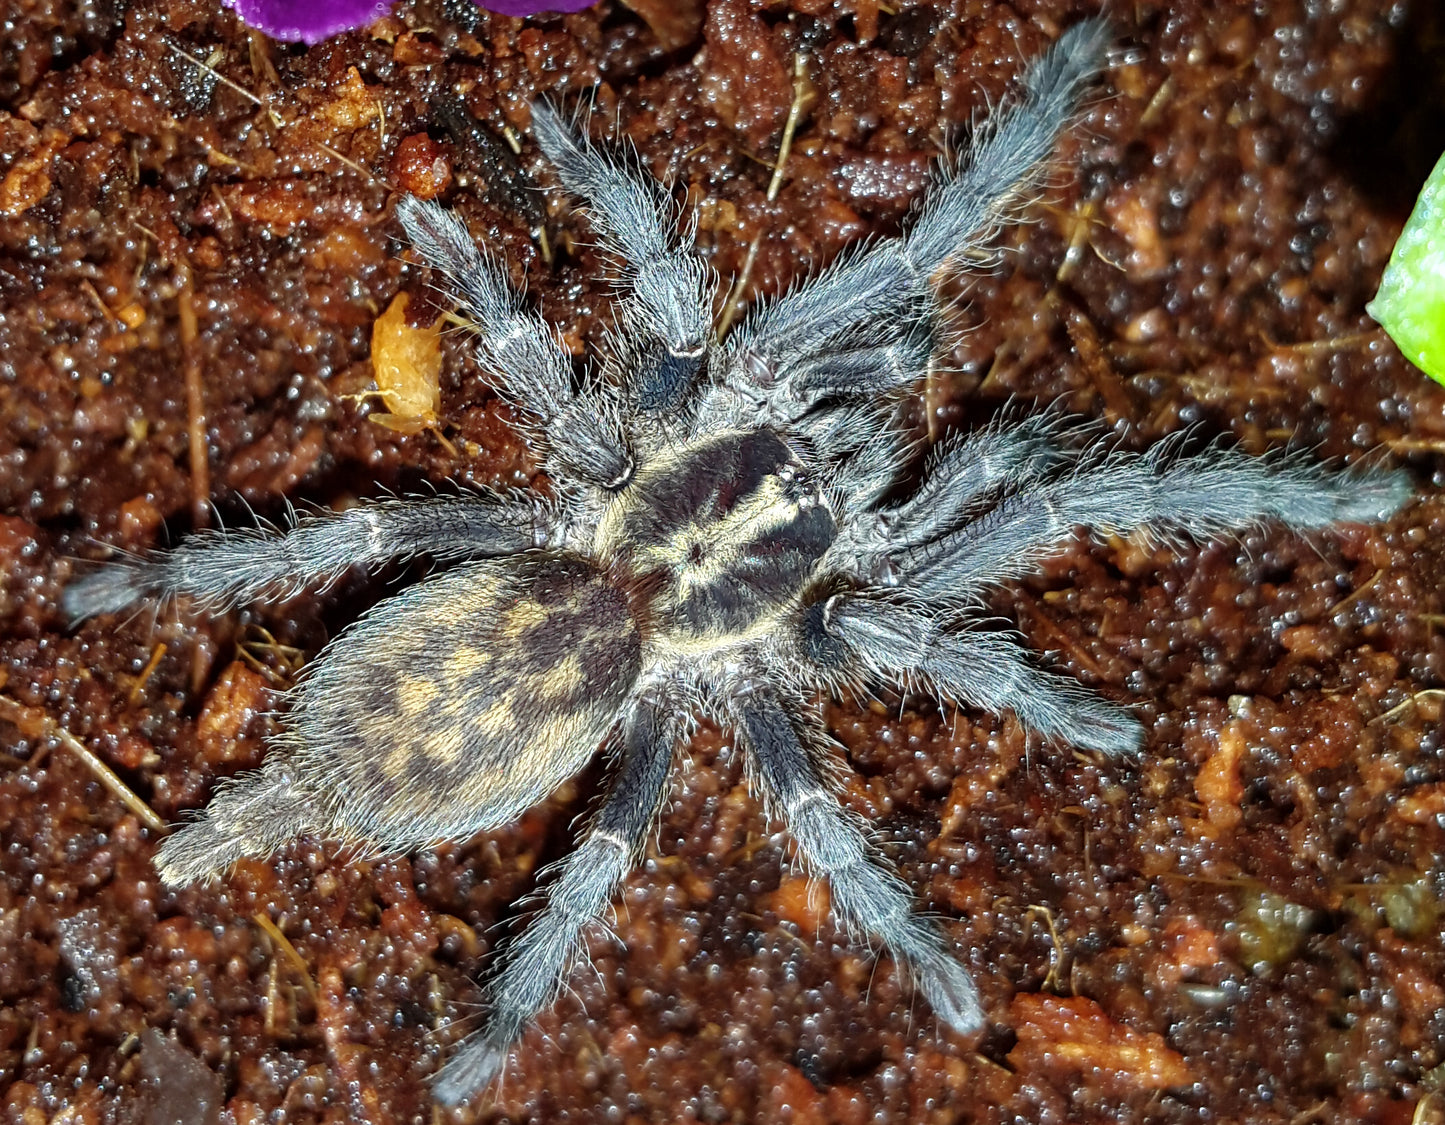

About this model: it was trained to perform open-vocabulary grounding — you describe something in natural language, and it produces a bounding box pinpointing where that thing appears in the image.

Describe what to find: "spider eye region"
[598,429,836,641]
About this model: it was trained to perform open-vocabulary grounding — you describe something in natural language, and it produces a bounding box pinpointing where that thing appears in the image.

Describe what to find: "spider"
[65,19,1411,1105]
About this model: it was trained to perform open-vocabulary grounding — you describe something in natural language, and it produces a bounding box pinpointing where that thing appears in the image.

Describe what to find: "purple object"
[223,0,596,44]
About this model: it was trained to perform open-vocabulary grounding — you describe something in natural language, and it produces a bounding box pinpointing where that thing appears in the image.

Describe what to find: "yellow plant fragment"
[361,292,454,449]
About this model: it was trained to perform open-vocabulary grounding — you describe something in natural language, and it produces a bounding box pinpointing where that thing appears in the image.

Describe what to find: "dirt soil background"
[3,0,1445,1122]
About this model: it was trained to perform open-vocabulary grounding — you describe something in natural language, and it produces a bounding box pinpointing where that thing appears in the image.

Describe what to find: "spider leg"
[816,410,913,518]
[897,442,1413,602]
[738,315,936,451]
[531,102,713,412]
[395,195,632,488]
[785,332,933,405]
[902,17,1112,273]
[64,492,552,622]
[154,762,315,885]
[734,690,983,1035]
[433,694,675,1105]
[711,19,1109,413]
[830,411,1070,577]
[804,594,1143,754]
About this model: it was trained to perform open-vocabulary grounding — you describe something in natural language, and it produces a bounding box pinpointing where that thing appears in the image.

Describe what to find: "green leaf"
[1368,150,1445,384]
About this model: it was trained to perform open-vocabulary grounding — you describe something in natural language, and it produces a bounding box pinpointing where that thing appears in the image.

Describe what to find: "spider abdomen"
[596,429,835,644]
[282,556,642,848]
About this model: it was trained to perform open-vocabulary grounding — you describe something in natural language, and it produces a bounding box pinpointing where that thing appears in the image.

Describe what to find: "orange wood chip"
[1008,993,1194,1092]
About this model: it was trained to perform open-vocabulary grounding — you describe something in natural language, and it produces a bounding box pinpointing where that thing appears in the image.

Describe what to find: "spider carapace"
[599,430,835,641]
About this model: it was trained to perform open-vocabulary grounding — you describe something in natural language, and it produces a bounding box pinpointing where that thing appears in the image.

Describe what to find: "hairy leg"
[786,336,933,404]
[433,695,675,1105]
[64,492,552,622]
[817,411,914,519]
[396,196,633,488]
[903,18,1112,271]
[804,594,1143,754]
[530,102,713,412]
[831,411,1071,577]
[900,442,1413,600]
[711,19,1110,409]
[735,690,984,1035]
[154,763,316,885]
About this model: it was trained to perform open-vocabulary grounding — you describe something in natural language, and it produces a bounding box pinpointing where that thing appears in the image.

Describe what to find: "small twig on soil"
[716,231,762,339]
[166,41,283,128]
[1369,689,1445,726]
[1062,304,1134,423]
[80,279,117,325]
[237,625,306,687]
[253,911,319,999]
[0,695,168,833]
[177,266,210,531]
[1261,329,1380,356]
[1024,904,1069,992]
[168,40,386,187]
[718,52,811,337]
[768,53,810,203]
[1023,604,1111,681]
[1387,438,1445,454]
[1138,74,1176,127]
[1328,569,1383,617]
[1053,198,1098,284]
[128,642,168,705]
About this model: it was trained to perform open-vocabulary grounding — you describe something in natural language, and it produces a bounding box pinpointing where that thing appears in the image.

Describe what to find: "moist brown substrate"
[2,1,1443,1122]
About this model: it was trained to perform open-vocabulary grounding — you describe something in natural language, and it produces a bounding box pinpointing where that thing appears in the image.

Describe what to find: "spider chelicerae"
[66,19,1411,1105]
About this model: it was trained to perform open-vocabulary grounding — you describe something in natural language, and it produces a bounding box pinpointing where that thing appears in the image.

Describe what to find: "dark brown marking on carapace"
[596,430,837,641]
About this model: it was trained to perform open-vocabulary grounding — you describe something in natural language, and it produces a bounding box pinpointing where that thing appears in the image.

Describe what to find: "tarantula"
[66,19,1410,1105]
